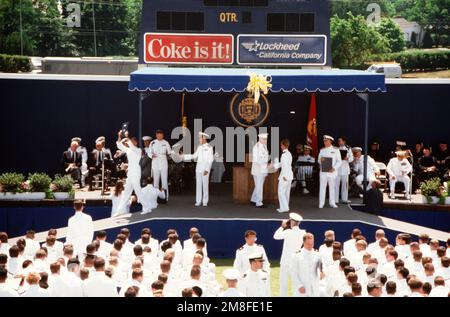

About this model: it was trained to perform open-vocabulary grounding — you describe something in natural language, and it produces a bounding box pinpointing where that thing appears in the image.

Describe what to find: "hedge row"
[369,50,450,72]
[0,54,32,73]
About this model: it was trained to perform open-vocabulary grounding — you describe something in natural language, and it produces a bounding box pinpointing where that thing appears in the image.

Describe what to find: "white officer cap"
[248,252,264,261]
[198,132,210,139]
[323,135,334,141]
[142,136,152,141]
[395,150,407,156]
[222,268,240,280]
[70,141,78,147]
[289,212,303,222]
[95,136,105,143]
[71,137,82,143]
[396,140,406,146]
[304,145,313,150]
[352,147,363,152]
[258,133,269,139]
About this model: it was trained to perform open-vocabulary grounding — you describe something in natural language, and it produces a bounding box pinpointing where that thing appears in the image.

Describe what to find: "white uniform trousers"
[335,174,349,203]
[279,263,293,297]
[152,167,169,198]
[319,172,337,208]
[355,174,377,190]
[196,172,210,205]
[278,179,292,212]
[117,178,147,215]
[251,174,267,207]
[389,175,410,193]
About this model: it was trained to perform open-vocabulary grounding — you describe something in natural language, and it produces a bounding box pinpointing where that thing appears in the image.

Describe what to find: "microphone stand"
[101,151,105,197]
[407,150,413,203]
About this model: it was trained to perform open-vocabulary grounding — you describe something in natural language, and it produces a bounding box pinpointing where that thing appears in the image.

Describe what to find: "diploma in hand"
[321,157,333,172]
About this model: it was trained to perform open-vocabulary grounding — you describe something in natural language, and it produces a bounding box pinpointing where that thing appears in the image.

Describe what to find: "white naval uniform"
[251,142,269,207]
[82,271,119,297]
[353,155,379,190]
[273,226,306,297]
[239,269,270,297]
[386,157,412,194]
[109,191,131,217]
[184,143,214,206]
[219,287,245,297]
[335,146,353,203]
[291,248,322,297]
[318,146,342,208]
[274,149,294,212]
[65,211,94,256]
[140,184,166,213]
[116,140,149,214]
[233,243,270,275]
[148,139,173,197]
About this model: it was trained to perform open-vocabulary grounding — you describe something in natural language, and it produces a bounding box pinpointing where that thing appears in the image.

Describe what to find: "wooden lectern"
[232,153,279,204]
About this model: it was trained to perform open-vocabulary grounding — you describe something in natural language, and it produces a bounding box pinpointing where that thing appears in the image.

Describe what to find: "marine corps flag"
[306,93,318,157]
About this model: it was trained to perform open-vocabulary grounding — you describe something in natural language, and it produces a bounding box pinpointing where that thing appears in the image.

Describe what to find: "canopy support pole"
[138,92,151,147]
[358,93,370,204]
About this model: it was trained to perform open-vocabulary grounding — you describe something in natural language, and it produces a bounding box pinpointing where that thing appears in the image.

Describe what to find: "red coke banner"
[144,33,234,64]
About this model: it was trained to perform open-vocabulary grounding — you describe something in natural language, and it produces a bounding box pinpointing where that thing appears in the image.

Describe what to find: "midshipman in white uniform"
[239,252,270,297]
[318,135,342,208]
[115,130,150,214]
[273,212,306,297]
[183,132,214,207]
[140,183,166,215]
[66,200,94,256]
[251,133,270,208]
[234,230,270,275]
[220,268,245,297]
[335,137,353,204]
[273,139,294,213]
[386,150,412,199]
[148,130,173,200]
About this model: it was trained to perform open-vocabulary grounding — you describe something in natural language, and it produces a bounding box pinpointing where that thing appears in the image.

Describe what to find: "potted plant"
[419,177,441,204]
[26,173,51,200]
[445,182,450,205]
[0,173,25,200]
[51,175,75,200]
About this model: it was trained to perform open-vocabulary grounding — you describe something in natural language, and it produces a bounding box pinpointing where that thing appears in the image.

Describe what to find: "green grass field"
[212,258,292,297]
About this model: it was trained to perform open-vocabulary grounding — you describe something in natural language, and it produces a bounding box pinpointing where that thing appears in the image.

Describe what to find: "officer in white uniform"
[273,212,306,297]
[115,130,150,214]
[148,130,173,199]
[183,132,214,207]
[318,135,342,208]
[296,145,315,194]
[140,183,166,215]
[239,252,270,297]
[352,147,380,190]
[219,269,245,297]
[66,201,94,257]
[142,136,152,156]
[251,133,270,208]
[291,233,323,297]
[234,230,270,275]
[386,150,412,199]
[69,137,88,187]
[335,137,354,204]
[273,139,294,213]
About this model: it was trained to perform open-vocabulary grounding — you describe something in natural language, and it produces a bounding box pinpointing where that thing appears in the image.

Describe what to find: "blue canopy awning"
[129,67,386,93]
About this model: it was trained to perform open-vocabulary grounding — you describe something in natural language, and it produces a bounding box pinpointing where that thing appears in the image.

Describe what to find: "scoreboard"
[139,0,331,67]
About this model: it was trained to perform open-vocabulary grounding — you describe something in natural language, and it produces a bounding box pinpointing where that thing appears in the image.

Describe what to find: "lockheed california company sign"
[237,34,327,66]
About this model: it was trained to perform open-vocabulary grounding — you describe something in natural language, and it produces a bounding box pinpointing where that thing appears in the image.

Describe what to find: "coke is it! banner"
[144,33,234,64]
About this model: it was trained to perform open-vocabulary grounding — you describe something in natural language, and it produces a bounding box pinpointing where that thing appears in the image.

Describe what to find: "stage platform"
[8,183,449,255]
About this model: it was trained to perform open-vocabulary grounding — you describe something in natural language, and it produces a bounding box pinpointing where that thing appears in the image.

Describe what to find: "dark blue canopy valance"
[129,67,386,93]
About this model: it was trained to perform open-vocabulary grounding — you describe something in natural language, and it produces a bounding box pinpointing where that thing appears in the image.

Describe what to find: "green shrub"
[52,175,75,192]
[0,173,25,193]
[419,177,441,201]
[0,54,32,73]
[28,173,52,192]
[369,50,450,72]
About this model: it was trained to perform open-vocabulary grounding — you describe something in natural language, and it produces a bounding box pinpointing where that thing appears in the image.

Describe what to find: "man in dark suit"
[87,141,112,191]
[140,149,152,187]
[62,141,83,187]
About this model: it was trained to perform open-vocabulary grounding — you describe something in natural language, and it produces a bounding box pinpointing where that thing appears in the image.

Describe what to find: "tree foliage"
[377,18,406,52]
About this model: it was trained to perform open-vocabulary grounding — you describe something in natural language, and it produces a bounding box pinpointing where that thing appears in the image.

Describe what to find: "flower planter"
[445,197,450,205]
[54,192,70,200]
[0,192,45,201]
[421,195,439,204]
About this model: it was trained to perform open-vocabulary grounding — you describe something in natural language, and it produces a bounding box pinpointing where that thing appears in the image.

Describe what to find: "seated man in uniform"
[435,141,450,177]
[386,150,412,199]
[417,146,438,183]
[62,141,83,187]
[296,145,316,194]
[87,141,112,191]
[352,147,380,191]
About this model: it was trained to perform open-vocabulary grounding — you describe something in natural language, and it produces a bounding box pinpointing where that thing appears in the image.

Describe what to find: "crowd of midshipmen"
[0,204,448,297]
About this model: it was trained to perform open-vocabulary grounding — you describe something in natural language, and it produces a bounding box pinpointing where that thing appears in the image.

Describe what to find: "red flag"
[306,93,318,157]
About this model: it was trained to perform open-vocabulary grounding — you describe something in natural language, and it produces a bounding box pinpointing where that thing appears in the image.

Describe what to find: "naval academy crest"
[229,93,270,128]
